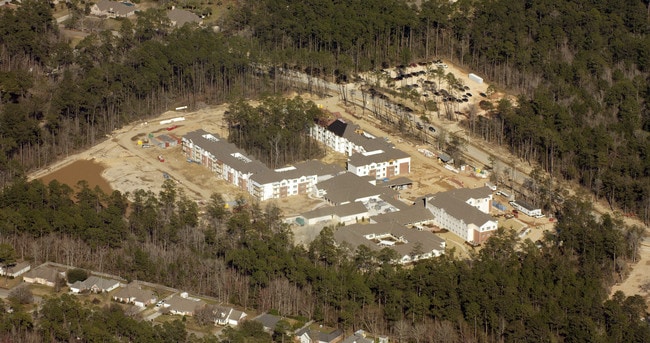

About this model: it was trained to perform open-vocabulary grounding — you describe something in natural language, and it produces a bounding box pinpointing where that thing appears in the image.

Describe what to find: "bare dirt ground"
[611,236,650,303]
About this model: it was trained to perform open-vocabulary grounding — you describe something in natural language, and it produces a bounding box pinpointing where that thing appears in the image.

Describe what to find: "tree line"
[225,96,325,168]
[0,179,648,342]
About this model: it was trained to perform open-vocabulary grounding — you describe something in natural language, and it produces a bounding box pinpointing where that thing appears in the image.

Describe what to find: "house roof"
[322,119,395,154]
[296,327,343,343]
[317,173,382,204]
[253,313,282,330]
[444,186,493,201]
[251,159,342,185]
[319,328,344,343]
[301,202,368,220]
[230,309,246,321]
[427,192,493,227]
[334,222,446,258]
[94,0,135,16]
[372,206,435,225]
[211,306,232,321]
[183,130,269,176]
[326,119,348,137]
[157,134,179,143]
[24,266,60,283]
[4,261,30,274]
[348,148,410,166]
[512,200,539,211]
[184,130,342,186]
[113,284,155,302]
[166,295,206,314]
[341,333,374,343]
[167,8,201,27]
[437,152,453,162]
[75,276,120,291]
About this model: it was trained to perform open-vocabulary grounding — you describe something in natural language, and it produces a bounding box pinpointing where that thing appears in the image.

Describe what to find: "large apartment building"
[424,187,497,245]
[310,117,411,180]
[182,130,341,201]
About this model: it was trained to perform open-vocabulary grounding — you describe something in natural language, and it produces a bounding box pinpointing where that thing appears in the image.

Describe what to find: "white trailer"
[468,73,483,84]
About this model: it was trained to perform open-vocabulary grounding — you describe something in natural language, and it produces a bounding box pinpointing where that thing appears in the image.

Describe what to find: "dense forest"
[225,96,325,168]
[0,179,648,342]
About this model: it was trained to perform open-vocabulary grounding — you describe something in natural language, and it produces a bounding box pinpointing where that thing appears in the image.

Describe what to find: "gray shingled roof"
[341,333,374,343]
[184,130,342,185]
[24,266,60,283]
[444,186,493,200]
[94,0,135,16]
[167,8,201,27]
[513,200,539,211]
[348,148,409,166]
[113,284,155,303]
[251,159,342,185]
[301,202,368,220]
[253,314,282,330]
[74,276,119,292]
[3,261,30,275]
[322,119,395,153]
[166,295,206,314]
[372,206,435,225]
[334,222,445,257]
[184,130,269,175]
[317,173,382,204]
[427,193,493,227]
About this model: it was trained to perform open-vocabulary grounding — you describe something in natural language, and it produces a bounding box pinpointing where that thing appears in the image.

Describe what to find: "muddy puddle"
[39,160,113,194]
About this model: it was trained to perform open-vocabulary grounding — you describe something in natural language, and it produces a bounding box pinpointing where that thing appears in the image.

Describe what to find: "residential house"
[295,327,344,343]
[253,313,283,333]
[0,261,30,278]
[69,276,120,294]
[207,305,247,326]
[112,283,157,308]
[90,0,137,18]
[340,330,374,343]
[334,222,446,264]
[165,294,206,316]
[424,187,497,245]
[23,266,64,287]
[167,8,202,27]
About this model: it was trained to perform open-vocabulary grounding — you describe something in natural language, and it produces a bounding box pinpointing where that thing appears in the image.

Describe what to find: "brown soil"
[39,159,113,195]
